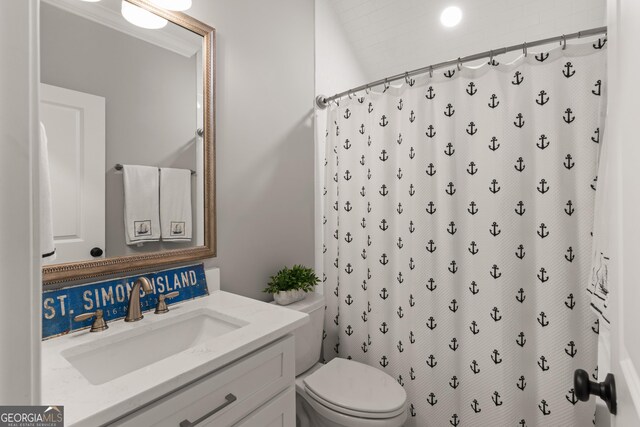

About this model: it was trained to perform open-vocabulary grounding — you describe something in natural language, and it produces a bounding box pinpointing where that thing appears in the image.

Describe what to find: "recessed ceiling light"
[440,6,462,28]
[149,0,192,12]
[121,1,168,29]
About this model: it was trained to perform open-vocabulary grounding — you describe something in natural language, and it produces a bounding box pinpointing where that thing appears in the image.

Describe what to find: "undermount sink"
[61,309,246,385]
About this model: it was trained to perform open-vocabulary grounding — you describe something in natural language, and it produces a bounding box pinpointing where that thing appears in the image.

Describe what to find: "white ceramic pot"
[273,289,307,305]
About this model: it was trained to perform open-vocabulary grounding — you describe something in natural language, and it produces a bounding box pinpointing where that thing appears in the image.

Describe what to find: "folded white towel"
[40,122,56,262]
[123,165,160,245]
[160,168,192,242]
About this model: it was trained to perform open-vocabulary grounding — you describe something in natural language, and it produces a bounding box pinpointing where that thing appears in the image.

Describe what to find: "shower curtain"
[322,40,607,426]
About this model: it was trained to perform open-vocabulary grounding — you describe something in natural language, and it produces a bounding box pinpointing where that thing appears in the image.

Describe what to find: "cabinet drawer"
[111,335,294,427]
[233,387,295,427]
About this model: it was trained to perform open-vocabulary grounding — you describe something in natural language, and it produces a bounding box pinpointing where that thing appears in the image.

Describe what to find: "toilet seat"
[304,387,406,419]
[303,358,406,419]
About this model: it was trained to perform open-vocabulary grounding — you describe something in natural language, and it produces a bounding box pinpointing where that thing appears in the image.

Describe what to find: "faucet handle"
[155,291,179,314]
[73,309,108,332]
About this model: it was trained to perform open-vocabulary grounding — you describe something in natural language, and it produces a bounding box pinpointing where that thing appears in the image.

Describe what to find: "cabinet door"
[233,387,295,427]
[111,336,294,427]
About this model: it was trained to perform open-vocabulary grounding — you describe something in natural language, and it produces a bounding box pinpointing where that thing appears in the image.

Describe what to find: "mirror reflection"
[40,0,204,265]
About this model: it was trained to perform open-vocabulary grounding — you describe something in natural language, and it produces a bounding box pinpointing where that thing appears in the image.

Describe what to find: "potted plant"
[264,265,320,305]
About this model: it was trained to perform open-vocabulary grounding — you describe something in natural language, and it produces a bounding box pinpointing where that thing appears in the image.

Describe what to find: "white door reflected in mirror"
[40,84,106,265]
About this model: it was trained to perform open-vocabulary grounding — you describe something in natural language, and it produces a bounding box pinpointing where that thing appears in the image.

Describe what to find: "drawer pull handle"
[179,393,237,427]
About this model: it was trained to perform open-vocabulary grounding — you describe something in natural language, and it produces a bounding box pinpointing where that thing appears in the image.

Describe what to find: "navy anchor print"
[323,39,606,427]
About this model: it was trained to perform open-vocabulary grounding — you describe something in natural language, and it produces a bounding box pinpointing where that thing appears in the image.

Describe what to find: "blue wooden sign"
[42,264,208,340]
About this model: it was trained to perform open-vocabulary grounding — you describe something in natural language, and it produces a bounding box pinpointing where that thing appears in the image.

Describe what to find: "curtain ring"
[404,71,409,83]
[365,85,370,94]
[429,66,433,78]
[577,31,582,39]
[457,57,462,71]
[523,42,528,57]
[489,50,494,64]
[347,90,353,99]
[561,34,567,50]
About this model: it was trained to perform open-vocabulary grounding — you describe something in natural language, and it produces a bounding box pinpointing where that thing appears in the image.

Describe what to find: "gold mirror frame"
[43,0,216,285]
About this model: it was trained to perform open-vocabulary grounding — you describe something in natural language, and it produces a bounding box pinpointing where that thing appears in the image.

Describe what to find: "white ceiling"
[328,0,606,82]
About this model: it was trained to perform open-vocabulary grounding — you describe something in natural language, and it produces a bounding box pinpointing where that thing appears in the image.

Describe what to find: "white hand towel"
[160,168,192,242]
[40,122,56,262]
[123,165,160,245]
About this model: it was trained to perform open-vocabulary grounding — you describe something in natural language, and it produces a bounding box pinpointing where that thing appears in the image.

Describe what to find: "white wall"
[188,0,316,301]
[0,0,41,405]
[315,0,369,96]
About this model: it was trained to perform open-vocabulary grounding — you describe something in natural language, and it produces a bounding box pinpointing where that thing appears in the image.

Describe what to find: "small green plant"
[264,265,320,294]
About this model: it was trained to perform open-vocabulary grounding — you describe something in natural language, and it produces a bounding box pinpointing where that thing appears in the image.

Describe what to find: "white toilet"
[274,292,407,427]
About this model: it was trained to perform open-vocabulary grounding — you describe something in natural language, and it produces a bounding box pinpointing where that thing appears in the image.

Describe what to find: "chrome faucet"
[125,277,153,322]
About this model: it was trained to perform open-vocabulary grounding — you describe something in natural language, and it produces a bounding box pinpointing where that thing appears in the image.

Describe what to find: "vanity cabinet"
[234,388,295,427]
[110,336,295,427]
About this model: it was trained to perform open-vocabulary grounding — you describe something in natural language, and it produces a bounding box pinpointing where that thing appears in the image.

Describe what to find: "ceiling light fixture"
[440,6,462,28]
[121,1,168,29]
[148,0,192,12]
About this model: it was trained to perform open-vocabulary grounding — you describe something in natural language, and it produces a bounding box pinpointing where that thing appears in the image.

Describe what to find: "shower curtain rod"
[316,25,607,109]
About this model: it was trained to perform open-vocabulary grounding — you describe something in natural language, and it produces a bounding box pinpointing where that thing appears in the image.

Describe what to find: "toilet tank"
[271,292,325,376]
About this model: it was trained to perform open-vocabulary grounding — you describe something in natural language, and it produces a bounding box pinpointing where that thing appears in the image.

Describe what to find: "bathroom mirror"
[41,0,215,284]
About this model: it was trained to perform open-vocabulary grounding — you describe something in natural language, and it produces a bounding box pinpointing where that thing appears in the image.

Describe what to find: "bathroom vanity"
[37,3,309,425]
[42,291,308,426]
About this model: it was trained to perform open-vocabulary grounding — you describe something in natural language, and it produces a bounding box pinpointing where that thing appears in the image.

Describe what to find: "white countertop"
[41,291,308,426]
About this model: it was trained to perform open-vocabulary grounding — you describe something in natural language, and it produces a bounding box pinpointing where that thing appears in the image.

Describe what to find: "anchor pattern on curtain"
[322,40,607,427]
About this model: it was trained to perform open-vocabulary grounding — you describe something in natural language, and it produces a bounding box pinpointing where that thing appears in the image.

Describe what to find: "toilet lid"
[303,358,406,417]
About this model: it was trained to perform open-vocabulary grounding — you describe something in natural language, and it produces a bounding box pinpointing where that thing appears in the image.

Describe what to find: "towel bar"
[114,164,196,175]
